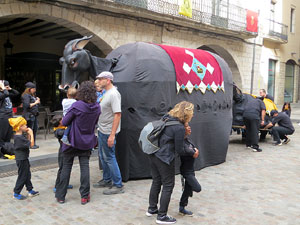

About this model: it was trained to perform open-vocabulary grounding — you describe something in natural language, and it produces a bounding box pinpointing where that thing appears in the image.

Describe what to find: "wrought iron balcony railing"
[113,0,255,34]
[268,19,288,41]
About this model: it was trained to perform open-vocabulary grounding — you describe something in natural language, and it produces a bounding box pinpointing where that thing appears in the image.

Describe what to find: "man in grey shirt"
[93,71,124,195]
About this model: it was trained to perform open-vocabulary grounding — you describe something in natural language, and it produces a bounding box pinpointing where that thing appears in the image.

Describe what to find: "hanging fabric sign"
[179,0,193,18]
[158,44,224,94]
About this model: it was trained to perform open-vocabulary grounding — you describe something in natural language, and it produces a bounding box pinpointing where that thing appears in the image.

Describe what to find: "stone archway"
[0,1,116,55]
[198,45,242,88]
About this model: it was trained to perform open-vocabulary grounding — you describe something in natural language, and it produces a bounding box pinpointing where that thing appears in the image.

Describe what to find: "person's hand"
[0,80,4,90]
[26,128,33,135]
[35,97,40,104]
[193,148,199,158]
[260,121,265,126]
[107,134,115,148]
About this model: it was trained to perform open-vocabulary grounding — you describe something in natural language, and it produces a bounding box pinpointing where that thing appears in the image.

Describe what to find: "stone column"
[293,65,299,103]
[274,62,285,105]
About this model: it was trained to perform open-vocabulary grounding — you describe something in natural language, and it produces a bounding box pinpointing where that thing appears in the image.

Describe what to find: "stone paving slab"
[0,127,299,225]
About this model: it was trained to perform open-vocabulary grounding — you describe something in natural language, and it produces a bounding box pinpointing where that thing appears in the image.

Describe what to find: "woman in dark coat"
[55,81,101,205]
[146,101,194,225]
[0,80,19,157]
[21,82,40,149]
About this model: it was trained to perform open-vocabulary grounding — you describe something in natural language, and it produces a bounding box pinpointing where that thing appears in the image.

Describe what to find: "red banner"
[158,44,224,94]
[246,10,258,33]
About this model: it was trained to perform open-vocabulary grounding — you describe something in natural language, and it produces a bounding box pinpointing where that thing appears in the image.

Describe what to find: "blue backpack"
[138,119,180,155]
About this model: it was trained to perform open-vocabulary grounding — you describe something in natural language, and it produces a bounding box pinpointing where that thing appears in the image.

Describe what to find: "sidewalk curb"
[0,150,99,175]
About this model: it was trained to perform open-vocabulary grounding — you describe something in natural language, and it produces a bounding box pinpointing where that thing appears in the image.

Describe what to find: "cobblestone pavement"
[0,126,299,225]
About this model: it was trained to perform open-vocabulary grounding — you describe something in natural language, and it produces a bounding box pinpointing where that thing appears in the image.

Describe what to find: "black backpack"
[138,119,180,154]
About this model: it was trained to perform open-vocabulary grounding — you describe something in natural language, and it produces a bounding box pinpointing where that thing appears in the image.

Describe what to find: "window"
[290,8,295,33]
[284,60,295,102]
[268,59,276,97]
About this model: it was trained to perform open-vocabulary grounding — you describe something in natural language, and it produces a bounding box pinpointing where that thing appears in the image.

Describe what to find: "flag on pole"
[246,10,258,32]
[179,0,192,18]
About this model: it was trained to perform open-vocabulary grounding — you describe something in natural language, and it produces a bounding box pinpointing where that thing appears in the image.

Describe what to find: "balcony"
[263,19,288,44]
[108,0,258,39]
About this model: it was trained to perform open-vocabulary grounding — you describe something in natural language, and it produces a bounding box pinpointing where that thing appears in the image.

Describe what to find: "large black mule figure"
[59,36,233,181]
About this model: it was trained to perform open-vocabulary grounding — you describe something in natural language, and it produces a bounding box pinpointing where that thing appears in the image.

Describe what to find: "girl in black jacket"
[146,101,194,225]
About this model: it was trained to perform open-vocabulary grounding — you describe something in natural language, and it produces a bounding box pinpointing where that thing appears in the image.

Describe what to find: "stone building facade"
[1,0,295,106]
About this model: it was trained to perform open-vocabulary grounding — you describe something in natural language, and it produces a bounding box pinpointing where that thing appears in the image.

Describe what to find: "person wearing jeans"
[55,81,100,205]
[97,131,122,187]
[55,149,90,201]
[93,71,123,195]
[146,101,194,225]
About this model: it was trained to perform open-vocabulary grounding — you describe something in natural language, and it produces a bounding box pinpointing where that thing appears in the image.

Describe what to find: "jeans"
[98,131,122,187]
[14,159,33,194]
[27,116,38,145]
[272,126,294,142]
[55,149,90,200]
[180,174,201,207]
[62,125,71,141]
[54,151,63,189]
[244,117,260,149]
[148,155,175,217]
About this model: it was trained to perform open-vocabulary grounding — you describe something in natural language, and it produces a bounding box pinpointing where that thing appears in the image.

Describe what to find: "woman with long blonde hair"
[146,101,194,224]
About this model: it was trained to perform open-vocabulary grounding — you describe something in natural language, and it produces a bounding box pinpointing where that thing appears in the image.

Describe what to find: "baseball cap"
[96,71,113,81]
[25,82,36,89]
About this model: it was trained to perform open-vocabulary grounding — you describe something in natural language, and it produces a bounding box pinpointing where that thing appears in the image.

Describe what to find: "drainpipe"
[250,37,256,94]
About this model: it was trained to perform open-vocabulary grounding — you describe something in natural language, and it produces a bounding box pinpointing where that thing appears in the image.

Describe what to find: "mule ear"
[72,35,93,51]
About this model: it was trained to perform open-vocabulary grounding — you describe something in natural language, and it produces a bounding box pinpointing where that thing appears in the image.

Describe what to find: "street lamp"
[3,38,13,56]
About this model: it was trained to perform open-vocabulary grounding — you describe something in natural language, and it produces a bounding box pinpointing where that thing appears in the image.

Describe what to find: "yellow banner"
[179,0,192,18]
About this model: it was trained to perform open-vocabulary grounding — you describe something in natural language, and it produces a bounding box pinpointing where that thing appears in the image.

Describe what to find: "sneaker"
[61,137,71,146]
[30,145,39,149]
[179,206,193,216]
[273,141,282,146]
[246,145,251,149]
[81,194,90,205]
[93,179,112,188]
[103,186,124,195]
[13,193,26,200]
[146,208,158,217]
[56,198,65,204]
[283,138,290,144]
[251,147,262,152]
[28,190,39,197]
[156,215,177,224]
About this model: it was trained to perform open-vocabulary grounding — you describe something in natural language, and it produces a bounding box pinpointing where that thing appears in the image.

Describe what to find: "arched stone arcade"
[198,44,242,89]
